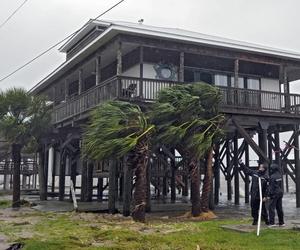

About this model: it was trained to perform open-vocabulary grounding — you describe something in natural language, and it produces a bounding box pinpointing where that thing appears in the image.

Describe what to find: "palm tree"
[82,101,154,222]
[0,88,51,207]
[151,83,223,216]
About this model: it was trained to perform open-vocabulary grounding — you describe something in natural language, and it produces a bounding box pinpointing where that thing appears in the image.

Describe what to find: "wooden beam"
[231,119,270,163]
[294,125,300,207]
[139,46,144,97]
[95,54,101,85]
[234,59,239,88]
[78,69,83,95]
[170,148,176,203]
[58,150,66,201]
[108,159,117,214]
[244,142,250,203]
[179,51,185,82]
[233,133,239,205]
[214,144,220,205]
[116,41,122,76]
[123,159,132,216]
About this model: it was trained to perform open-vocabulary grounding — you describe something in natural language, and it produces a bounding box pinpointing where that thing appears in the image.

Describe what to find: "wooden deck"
[52,76,300,124]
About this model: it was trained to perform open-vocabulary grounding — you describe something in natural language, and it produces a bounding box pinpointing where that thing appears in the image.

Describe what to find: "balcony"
[52,76,300,124]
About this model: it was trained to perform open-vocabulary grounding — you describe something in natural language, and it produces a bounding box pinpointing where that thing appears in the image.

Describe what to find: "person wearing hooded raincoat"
[268,163,285,226]
[239,159,269,225]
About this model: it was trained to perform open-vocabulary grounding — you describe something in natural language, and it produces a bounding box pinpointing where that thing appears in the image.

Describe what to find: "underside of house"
[8,19,300,212]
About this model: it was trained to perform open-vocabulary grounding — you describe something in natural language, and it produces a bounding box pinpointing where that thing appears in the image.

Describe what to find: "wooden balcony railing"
[52,76,300,124]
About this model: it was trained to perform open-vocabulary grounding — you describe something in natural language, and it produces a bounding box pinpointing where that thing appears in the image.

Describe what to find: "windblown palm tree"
[0,88,51,207]
[82,101,154,222]
[151,82,224,216]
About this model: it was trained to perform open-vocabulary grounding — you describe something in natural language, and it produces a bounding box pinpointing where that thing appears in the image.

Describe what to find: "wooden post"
[179,51,184,82]
[139,46,144,97]
[80,159,87,201]
[280,65,290,112]
[108,159,117,214]
[226,140,232,201]
[170,149,176,203]
[70,157,77,200]
[258,122,268,163]
[95,54,101,85]
[268,133,273,163]
[12,144,22,208]
[274,129,281,166]
[234,59,239,88]
[244,142,250,203]
[64,79,69,101]
[116,41,122,75]
[234,133,239,205]
[78,69,83,95]
[123,159,132,216]
[38,146,47,201]
[97,177,103,202]
[58,150,66,201]
[86,161,94,202]
[51,149,57,193]
[214,145,220,205]
[146,161,151,212]
[294,125,300,207]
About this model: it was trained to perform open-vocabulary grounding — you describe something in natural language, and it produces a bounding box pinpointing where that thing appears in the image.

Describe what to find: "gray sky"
[1,0,300,92]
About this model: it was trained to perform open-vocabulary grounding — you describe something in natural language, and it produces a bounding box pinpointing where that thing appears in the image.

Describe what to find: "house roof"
[30,19,300,94]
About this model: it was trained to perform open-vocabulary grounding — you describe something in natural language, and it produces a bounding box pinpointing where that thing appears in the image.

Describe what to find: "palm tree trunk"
[12,143,22,208]
[200,148,214,212]
[132,140,149,222]
[189,156,201,216]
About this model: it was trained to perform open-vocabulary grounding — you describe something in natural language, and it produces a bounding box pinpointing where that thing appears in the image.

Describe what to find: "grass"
[0,209,299,250]
[0,200,10,208]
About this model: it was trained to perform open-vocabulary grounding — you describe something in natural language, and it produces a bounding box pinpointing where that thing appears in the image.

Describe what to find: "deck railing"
[52,76,300,124]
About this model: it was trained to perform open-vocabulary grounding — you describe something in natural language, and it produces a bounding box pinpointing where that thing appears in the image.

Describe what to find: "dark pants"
[269,195,284,225]
[251,198,268,223]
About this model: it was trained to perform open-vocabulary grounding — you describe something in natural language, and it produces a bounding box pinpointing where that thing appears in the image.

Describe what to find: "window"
[214,74,228,87]
[247,78,260,90]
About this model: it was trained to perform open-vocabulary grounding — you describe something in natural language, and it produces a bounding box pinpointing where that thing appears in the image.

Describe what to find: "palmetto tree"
[82,101,154,222]
[0,88,51,207]
[151,83,224,216]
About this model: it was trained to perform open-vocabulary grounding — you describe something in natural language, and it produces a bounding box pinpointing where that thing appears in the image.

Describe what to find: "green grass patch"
[0,209,299,250]
[0,200,10,208]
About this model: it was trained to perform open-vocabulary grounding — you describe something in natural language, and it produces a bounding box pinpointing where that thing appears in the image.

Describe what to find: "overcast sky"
[1,0,300,92]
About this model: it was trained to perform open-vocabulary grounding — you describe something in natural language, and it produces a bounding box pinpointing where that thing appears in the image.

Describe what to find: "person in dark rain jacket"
[268,163,285,227]
[239,159,269,225]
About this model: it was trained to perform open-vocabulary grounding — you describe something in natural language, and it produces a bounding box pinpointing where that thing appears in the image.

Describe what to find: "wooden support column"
[294,125,300,207]
[139,46,144,97]
[95,54,101,85]
[244,142,250,203]
[108,159,117,214]
[123,159,132,216]
[80,159,88,201]
[78,69,83,95]
[116,41,122,97]
[51,149,57,193]
[70,157,77,200]
[234,59,239,88]
[234,133,240,205]
[179,52,185,82]
[97,177,103,202]
[146,161,151,212]
[226,140,232,201]
[258,122,269,163]
[280,65,290,112]
[268,133,273,163]
[214,145,220,205]
[64,79,69,101]
[170,149,176,203]
[38,145,48,201]
[58,150,66,201]
[86,161,94,202]
[274,129,281,166]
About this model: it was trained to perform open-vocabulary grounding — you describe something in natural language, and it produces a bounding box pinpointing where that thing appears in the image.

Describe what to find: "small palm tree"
[151,83,223,216]
[0,88,51,207]
[82,101,154,222]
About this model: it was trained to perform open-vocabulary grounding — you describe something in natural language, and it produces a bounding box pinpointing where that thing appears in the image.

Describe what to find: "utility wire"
[0,0,29,30]
[0,0,125,83]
